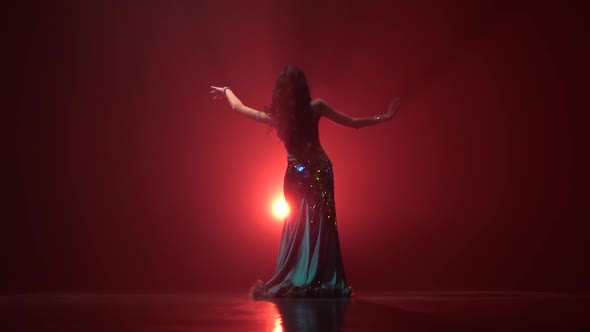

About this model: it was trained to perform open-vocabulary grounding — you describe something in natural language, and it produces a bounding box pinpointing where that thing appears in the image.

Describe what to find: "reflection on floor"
[2,291,589,331]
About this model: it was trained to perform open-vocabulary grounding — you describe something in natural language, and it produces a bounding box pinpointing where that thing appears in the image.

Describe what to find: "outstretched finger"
[390,99,400,110]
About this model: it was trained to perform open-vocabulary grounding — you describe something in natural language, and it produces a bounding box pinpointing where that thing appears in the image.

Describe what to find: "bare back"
[286,103,328,161]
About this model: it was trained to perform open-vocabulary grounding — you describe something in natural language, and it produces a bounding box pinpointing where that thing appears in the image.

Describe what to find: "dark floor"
[2,291,589,331]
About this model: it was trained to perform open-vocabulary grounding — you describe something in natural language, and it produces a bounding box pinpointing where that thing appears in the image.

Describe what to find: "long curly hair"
[264,65,316,151]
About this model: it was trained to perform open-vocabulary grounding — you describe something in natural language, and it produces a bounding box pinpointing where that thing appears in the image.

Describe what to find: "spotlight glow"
[272,196,290,220]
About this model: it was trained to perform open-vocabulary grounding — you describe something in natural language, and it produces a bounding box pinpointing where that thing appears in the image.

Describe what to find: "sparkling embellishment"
[285,157,337,229]
[253,155,351,299]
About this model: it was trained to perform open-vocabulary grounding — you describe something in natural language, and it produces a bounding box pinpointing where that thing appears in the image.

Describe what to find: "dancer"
[211,65,400,298]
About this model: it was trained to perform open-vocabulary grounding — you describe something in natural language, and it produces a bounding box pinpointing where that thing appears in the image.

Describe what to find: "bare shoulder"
[311,98,327,114]
[311,98,325,107]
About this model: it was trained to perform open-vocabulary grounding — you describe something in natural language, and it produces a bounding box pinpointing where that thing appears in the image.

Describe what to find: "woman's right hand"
[385,97,401,120]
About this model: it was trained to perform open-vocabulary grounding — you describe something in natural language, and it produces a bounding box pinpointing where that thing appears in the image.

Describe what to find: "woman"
[211,65,400,298]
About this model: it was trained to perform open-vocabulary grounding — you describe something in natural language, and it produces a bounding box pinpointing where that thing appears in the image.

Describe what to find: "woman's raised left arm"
[210,86,273,124]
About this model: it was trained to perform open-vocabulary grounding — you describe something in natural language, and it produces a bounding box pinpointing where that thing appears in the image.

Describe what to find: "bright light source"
[272,196,290,220]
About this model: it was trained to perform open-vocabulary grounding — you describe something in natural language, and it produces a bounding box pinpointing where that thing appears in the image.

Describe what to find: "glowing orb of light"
[272,196,290,220]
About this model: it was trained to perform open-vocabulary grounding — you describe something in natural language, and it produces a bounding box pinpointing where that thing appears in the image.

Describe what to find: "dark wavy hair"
[264,65,315,150]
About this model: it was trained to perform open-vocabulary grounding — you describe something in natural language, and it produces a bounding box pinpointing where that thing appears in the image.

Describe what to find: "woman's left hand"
[210,85,226,100]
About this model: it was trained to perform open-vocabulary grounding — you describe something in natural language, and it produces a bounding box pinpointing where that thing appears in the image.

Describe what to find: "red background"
[8,0,589,293]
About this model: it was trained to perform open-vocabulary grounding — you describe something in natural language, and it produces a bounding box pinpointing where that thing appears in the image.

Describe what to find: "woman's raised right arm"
[312,98,400,129]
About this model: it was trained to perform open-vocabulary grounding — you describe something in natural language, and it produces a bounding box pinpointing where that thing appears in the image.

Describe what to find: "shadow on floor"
[265,296,477,332]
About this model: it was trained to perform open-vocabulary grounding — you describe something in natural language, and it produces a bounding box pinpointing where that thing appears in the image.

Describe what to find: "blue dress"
[252,156,352,298]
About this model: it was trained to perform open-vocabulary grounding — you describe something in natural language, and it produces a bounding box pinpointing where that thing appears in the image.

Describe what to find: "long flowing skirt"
[253,157,351,298]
